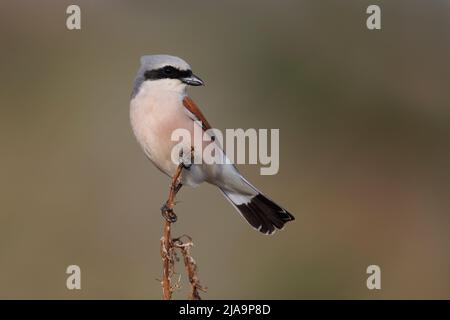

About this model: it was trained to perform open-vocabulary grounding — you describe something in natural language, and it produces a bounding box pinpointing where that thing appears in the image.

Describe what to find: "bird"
[130,54,294,235]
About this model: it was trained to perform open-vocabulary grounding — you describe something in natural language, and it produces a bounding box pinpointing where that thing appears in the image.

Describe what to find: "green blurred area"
[0,0,449,299]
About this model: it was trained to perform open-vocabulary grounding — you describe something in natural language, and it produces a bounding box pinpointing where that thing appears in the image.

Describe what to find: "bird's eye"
[163,66,175,76]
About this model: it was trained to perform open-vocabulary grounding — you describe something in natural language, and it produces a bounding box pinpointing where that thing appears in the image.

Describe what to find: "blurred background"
[0,0,449,299]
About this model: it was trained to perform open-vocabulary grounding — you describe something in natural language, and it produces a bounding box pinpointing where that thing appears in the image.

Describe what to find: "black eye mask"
[144,66,192,81]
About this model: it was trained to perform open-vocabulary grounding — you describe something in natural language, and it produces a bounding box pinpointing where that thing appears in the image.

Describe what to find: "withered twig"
[160,164,183,300]
[173,235,207,300]
[159,154,206,300]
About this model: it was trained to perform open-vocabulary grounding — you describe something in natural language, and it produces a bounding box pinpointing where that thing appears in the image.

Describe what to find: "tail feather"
[221,189,295,235]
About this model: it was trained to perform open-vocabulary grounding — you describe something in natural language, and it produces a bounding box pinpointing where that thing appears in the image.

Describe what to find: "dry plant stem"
[160,164,184,300]
[173,236,206,300]
[160,221,172,300]
[182,247,202,300]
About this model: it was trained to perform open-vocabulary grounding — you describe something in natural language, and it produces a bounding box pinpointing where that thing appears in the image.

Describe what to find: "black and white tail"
[220,182,295,235]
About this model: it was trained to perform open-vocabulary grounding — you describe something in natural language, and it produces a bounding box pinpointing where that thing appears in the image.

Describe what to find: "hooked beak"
[181,74,204,86]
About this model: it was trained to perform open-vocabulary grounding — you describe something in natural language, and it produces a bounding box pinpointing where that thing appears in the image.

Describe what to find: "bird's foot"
[161,203,177,223]
[181,161,192,170]
[179,149,193,170]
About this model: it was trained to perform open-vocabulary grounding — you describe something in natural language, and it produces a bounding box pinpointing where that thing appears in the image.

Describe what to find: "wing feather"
[182,96,212,131]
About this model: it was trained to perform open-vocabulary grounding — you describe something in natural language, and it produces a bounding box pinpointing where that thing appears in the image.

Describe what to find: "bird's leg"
[178,147,194,170]
[161,164,184,223]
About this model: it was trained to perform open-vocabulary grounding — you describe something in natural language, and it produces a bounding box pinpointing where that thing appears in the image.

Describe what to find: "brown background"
[0,0,449,299]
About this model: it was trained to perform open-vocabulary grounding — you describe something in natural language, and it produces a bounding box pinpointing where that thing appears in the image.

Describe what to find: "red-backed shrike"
[130,55,294,234]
